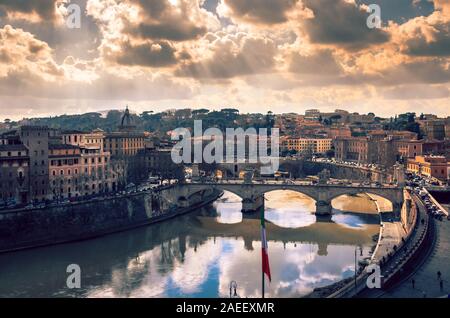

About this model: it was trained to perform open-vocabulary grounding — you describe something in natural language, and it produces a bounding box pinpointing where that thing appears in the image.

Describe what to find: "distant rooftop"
[0,144,28,152]
[61,130,88,134]
[49,144,80,150]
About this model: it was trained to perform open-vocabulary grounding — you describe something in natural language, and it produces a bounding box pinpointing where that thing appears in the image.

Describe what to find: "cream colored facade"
[284,138,333,154]
[61,130,119,195]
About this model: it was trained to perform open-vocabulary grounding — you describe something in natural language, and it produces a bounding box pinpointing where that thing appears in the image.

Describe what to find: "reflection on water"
[214,196,243,224]
[0,191,381,298]
[265,192,316,228]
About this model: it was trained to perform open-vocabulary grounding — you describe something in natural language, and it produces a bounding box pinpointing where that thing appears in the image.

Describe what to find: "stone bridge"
[172,182,404,216]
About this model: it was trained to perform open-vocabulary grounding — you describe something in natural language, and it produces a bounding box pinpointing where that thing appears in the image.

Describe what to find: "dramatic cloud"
[113,41,178,67]
[396,8,450,57]
[289,49,343,75]
[0,0,449,119]
[217,0,300,25]
[0,25,63,80]
[301,0,390,50]
[176,34,277,79]
[126,0,216,41]
[382,84,450,100]
[0,0,59,22]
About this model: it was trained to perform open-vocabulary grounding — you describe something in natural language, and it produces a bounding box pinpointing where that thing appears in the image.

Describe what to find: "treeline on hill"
[383,112,423,138]
[18,109,423,138]
[24,108,275,138]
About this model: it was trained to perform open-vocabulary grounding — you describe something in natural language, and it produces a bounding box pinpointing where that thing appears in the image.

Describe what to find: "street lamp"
[354,246,363,291]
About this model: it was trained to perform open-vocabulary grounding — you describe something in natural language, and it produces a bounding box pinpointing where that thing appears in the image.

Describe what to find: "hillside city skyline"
[1,106,448,123]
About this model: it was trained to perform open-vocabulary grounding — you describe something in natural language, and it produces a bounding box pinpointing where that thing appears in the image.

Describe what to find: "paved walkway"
[367,194,406,263]
[382,217,450,298]
[372,219,405,263]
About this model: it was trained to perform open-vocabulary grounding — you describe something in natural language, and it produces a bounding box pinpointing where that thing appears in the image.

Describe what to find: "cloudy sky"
[0,0,449,120]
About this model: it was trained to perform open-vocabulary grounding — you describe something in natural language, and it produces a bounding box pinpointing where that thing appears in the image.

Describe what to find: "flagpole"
[261,207,265,299]
[262,265,265,299]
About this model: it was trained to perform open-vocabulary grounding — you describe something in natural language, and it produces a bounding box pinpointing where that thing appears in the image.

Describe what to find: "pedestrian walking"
[412,279,415,289]
[438,271,442,280]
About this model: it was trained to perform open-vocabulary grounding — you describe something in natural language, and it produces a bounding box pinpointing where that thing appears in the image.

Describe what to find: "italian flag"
[261,210,271,282]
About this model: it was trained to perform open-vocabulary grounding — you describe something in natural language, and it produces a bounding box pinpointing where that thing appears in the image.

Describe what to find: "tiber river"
[0,191,387,298]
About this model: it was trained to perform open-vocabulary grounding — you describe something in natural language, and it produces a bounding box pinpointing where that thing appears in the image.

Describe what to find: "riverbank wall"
[0,188,222,254]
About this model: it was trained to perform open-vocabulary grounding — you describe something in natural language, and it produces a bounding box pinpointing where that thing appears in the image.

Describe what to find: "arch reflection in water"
[264,190,316,228]
[213,191,243,224]
[0,191,381,298]
[331,193,392,229]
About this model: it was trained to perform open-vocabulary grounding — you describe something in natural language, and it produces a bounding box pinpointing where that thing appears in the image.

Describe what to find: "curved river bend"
[0,191,384,298]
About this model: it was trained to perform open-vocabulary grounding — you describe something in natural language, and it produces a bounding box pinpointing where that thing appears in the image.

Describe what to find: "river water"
[0,191,383,298]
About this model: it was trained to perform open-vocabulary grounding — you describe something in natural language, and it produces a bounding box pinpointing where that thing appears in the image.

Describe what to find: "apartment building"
[0,144,29,205]
[284,138,333,154]
[61,129,119,195]
[407,155,448,181]
[49,144,81,200]
[334,136,377,164]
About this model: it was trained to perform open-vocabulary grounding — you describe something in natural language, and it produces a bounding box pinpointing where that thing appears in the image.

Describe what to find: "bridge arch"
[181,185,245,201]
[327,189,399,214]
[330,192,393,213]
[262,189,317,205]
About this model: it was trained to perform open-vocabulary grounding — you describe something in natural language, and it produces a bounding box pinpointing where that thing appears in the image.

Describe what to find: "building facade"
[19,126,50,202]
[0,144,29,205]
[61,129,119,196]
[334,137,377,164]
[419,119,446,140]
[49,144,82,200]
[407,155,448,181]
[284,138,333,154]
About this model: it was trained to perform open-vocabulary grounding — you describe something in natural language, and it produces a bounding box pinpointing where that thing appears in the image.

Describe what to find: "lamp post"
[354,246,363,291]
